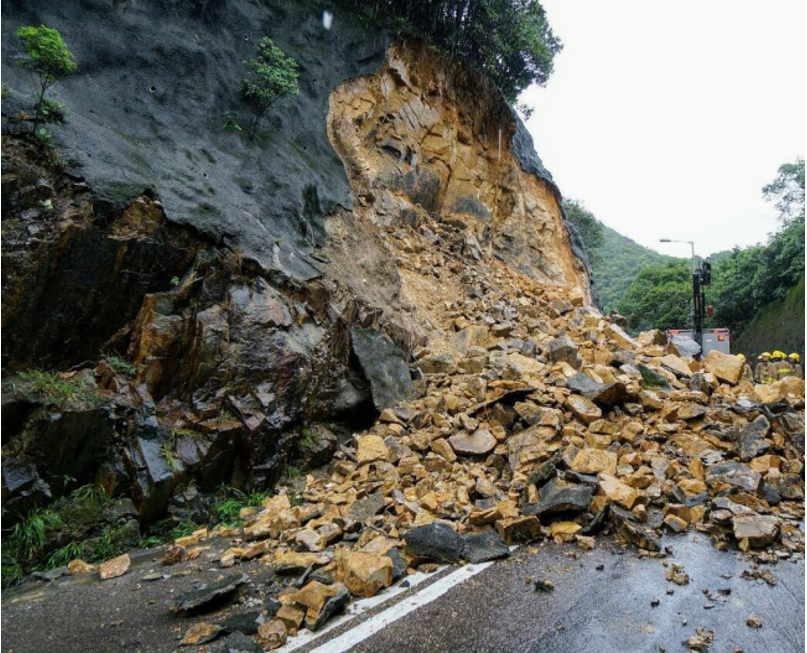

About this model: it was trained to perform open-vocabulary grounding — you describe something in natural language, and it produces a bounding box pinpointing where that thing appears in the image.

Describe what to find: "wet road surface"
[348,533,804,653]
[1,532,803,653]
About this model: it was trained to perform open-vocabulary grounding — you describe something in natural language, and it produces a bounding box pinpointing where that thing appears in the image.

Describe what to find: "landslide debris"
[146,218,803,649]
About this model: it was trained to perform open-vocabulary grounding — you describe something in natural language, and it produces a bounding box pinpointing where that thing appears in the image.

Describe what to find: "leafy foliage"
[342,0,561,102]
[242,38,299,140]
[763,158,805,225]
[17,369,96,405]
[1,485,128,590]
[103,355,136,377]
[562,199,604,265]
[212,486,270,527]
[603,160,805,340]
[710,215,805,335]
[15,25,77,133]
[616,260,693,332]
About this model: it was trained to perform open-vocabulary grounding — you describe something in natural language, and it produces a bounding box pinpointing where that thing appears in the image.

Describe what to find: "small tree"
[242,38,299,140]
[16,25,77,133]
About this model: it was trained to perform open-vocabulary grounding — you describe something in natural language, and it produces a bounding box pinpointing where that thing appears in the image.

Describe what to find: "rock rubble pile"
[155,220,805,649]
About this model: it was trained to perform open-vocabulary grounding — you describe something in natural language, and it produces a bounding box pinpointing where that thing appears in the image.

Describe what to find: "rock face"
[328,38,590,297]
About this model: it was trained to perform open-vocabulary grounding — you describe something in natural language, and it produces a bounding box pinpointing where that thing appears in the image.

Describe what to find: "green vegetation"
[569,158,804,341]
[1,485,138,590]
[103,355,136,377]
[160,443,178,471]
[562,198,674,313]
[763,158,805,226]
[734,275,805,361]
[242,37,299,140]
[616,260,692,332]
[342,0,561,102]
[17,369,96,405]
[284,464,303,479]
[562,199,604,265]
[140,518,199,548]
[15,25,77,133]
[212,487,271,527]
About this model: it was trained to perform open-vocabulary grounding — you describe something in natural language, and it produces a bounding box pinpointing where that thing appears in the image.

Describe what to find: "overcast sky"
[521,0,805,257]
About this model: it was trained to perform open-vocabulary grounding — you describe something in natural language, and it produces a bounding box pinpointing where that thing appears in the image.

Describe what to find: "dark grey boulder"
[462,530,510,564]
[527,451,563,489]
[669,335,701,359]
[566,373,626,407]
[737,415,770,461]
[347,491,385,523]
[385,548,407,580]
[168,574,247,614]
[403,522,463,563]
[706,462,762,494]
[350,328,413,411]
[219,611,261,636]
[309,584,350,631]
[530,478,593,515]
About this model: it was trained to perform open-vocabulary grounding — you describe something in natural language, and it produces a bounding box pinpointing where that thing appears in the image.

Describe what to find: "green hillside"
[592,224,677,313]
[734,275,805,360]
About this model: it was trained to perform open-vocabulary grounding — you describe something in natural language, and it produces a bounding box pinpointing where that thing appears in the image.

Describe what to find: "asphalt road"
[348,534,805,653]
[1,533,803,653]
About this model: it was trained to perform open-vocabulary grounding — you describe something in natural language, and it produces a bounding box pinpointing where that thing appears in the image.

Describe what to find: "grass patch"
[103,355,136,377]
[212,486,271,527]
[0,485,138,590]
[16,370,97,405]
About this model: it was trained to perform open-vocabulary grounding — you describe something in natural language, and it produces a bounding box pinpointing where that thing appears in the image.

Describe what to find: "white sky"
[521,0,806,257]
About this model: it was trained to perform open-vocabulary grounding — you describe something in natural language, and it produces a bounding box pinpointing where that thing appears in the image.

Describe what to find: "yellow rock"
[99,553,130,580]
[257,619,288,650]
[598,474,643,510]
[180,622,222,645]
[549,521,581,543]
[703,350,744,385]
[565,395,602,425]
[336,551,394,598]
[357,435,390,464]
[572,448,617,475]
[67,559,95,575]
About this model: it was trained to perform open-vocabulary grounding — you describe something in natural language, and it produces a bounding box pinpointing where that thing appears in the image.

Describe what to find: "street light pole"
[659,238,703,349]
[659,238,695,272]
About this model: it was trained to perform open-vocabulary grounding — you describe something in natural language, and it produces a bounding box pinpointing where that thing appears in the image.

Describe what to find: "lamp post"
[659,238,696,272]
[659,238,705,349]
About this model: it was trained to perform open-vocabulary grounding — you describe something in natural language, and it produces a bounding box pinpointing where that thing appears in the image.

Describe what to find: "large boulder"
[669,335,701,359]
[703,350,744,385]
[566,373,626,407]
[737,415,770,462]
[403,523,463,563]
[351,328,413,411]
[544,335,583,369]
[461,530,510,563]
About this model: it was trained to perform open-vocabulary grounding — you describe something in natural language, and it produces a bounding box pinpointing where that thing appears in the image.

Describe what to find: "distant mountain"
[591,224,678,313]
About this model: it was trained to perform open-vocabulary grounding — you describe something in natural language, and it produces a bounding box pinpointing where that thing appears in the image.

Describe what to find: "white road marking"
[306,559,496,653]
[280,568,441,651]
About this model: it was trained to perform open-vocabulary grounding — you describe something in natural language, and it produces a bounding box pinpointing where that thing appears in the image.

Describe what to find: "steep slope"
[734,275,805,360]
[1,2,590,532]
[592,224,676,313]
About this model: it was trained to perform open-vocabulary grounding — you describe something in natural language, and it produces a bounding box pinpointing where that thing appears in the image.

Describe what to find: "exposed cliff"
[1,2,591,532]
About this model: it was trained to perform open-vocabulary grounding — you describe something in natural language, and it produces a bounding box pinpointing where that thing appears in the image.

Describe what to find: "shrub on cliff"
[341,0,561,101]
[242,37,299,140]
[15,25,77,134]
